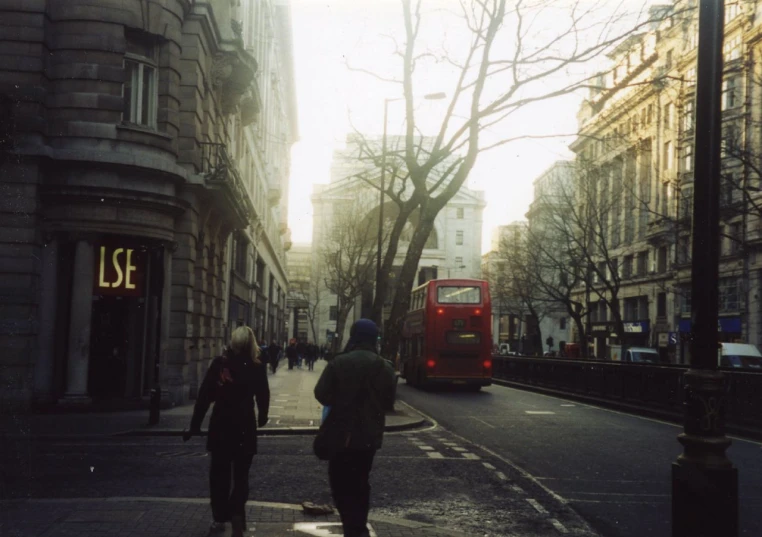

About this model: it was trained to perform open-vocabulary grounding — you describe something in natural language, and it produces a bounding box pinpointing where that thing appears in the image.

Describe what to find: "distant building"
[286,243,313,343]
[568,1,762,362]
[311,135,486,346]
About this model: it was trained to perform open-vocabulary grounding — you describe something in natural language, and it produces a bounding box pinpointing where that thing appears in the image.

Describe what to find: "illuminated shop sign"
[94,244,145,296]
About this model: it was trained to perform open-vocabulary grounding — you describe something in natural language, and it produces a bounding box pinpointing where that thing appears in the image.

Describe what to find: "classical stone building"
[569,0,762,362]
[0,0,296,409]
[310,135,486,347]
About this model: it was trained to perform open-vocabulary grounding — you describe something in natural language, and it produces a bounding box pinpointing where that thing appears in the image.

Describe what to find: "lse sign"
[94,244,145,297]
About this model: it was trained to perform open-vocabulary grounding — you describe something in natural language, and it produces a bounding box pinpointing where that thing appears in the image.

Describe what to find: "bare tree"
[321,199,381,351]
[348,0,668,358]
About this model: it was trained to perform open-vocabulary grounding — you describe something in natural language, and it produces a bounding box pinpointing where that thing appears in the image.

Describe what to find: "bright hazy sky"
[286,0,647,253]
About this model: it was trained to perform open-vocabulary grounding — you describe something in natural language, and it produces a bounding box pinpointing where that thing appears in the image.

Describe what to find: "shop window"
[719,278,739,311]
[657,246,668,273]
[722,77,738,111]
[657,292,667,318]
[123,34,158,128]
[233,233,248,276]
[637,251,648,276]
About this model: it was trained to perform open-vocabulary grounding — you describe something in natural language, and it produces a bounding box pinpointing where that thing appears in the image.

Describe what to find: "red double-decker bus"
[399,278,492,390]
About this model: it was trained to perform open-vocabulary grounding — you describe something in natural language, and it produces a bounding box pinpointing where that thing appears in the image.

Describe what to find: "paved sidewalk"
[2,360,423,439]
[1,497,475,537]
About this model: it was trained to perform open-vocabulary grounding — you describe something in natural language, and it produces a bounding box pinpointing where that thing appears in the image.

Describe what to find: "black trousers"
[329,450,376,537]
[209,449,254,523]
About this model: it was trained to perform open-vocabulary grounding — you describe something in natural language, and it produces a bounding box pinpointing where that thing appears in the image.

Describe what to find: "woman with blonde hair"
[184,326,270,537]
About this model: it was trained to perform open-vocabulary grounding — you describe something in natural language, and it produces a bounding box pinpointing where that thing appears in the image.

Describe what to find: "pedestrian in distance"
[307,341,318,371]
[183,326,270,537]
[286,338,298,370]
[296,339,307,369]
[268,340,281,374]
[314,319,396,537]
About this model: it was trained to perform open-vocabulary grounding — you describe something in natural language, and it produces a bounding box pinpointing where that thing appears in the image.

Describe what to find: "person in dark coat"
[184,326,270,537]
[268,340,281,374]
[314,319,396,537]
[286,339,298,370]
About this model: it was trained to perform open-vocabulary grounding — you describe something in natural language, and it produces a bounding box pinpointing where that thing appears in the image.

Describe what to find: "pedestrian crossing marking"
[527,499,548,514]
[482,463,496,470]
[496,472,507,480]
[417,446,434,451]
[451,447,466,452]
[525,411,556,415]
[462,453,481,460]
[427,452,445,459]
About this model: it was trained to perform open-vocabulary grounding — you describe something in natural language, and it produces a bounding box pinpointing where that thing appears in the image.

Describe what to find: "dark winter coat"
[189,349,270,454]
[314,347,396,451]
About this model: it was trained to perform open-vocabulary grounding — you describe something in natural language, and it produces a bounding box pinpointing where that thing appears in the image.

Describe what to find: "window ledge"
[117,122,173,141]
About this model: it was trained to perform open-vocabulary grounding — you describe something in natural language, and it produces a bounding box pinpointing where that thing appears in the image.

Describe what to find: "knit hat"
[347,318,379,348]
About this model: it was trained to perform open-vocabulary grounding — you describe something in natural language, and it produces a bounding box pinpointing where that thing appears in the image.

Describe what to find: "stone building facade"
[0,0,296,409]
[569,0,762,362]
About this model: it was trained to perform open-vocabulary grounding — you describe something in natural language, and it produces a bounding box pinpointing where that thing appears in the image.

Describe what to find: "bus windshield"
[437,286,481,304]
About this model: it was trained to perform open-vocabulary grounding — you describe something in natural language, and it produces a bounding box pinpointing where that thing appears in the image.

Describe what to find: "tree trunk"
[371,200,419,325]
[381,210,436,360]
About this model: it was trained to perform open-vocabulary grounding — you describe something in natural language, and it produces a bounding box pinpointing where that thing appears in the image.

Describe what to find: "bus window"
[437,286,481,304]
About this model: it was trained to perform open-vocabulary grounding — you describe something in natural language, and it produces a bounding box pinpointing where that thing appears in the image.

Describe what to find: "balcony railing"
[645,217,673,244]
[199,142,256,227]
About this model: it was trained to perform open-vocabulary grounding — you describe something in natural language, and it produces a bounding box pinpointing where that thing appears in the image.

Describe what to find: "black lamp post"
[671,1,738,536]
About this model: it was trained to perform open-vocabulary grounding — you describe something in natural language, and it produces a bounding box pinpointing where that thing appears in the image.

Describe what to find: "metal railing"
[492,355,762,438]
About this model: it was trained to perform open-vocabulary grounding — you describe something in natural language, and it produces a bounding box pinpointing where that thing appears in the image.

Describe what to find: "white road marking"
[418,446,434,451]
[473,417,496,428]
[550,519,569,534]
[560,404,576,407]
[511,485,524,493]
[442,442,459,446]
[427,452,445,459]
[496,472,507,480]
[451,447,467,452]
[462,453,481,460]
[525,411,556,415]
[527,499,548,514]
[482,463,496,470]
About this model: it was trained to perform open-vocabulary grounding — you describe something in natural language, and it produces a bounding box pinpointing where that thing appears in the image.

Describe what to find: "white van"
[719,343,762,369]
[622,347,660,364]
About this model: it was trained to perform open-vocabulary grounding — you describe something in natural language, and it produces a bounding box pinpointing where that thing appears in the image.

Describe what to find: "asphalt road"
[395,381,762,537]
[2,427,594,536]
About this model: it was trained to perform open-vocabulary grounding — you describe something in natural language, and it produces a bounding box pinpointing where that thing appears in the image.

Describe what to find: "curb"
[115,416,427,437]
[2,497,474,536]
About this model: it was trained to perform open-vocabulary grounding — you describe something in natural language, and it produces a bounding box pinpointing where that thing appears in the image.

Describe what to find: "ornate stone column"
[61,239,94,402]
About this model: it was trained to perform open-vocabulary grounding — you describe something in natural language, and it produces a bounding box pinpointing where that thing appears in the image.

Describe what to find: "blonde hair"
[230,326,261,364]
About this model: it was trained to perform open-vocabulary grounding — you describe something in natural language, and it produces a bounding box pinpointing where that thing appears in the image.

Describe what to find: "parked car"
[619,346,660,364]
[719,343,762,369]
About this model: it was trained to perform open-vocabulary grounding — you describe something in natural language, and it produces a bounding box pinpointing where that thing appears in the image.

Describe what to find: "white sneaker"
[208,521,226,534]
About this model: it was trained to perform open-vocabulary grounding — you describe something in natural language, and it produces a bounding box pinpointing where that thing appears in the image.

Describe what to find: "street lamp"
[374,91,447,326]
[671,2,737,536]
